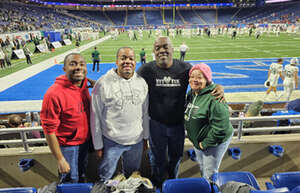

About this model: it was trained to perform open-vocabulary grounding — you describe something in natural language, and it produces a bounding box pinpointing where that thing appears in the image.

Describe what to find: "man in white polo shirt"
[179,42,189,61]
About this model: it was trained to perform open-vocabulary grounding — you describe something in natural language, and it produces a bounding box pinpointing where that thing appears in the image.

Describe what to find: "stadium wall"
[1,134,300,188]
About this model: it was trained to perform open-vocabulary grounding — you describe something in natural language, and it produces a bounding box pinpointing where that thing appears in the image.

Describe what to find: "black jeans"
[180,51,186,61]
[93,60,100,72]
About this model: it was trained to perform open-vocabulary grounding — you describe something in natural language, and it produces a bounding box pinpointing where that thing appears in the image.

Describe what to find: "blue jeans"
[59,141,89,183]
[98,136,143,181]
[149,119,185,188]
[194,134,233,180]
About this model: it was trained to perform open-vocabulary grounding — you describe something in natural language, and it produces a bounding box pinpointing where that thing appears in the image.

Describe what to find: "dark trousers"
[180,51,186,61]
[93,60,100,72]
[25,55,32,64]
[141,58,146,64]
[149,119,185,189]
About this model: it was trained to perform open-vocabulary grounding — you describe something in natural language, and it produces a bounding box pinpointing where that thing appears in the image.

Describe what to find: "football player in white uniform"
[264,58,284,100]
[278,57,299,101]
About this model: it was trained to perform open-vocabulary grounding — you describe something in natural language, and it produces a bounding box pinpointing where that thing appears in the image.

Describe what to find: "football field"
[80,31,300,63]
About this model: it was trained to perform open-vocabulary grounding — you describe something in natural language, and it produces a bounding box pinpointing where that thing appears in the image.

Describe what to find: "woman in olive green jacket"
[184,63,233,180]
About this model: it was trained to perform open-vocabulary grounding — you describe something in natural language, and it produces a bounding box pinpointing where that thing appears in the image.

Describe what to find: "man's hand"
[199,142,204,150]
[58,158,70,174]
[95,149,103,159]
[211,84,225,102]
[87,78,96,88]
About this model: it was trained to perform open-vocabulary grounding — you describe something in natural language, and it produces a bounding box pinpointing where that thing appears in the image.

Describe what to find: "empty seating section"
[104,11,126,25]
[162,10,184,25]
[217,8,237,24]
[179,10,204,24]
[145,11,163,25]
[68,10,111,25]
[127,11,145,26]
[194,10,216,25]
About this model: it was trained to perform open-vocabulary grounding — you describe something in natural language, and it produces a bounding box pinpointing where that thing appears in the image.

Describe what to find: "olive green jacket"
[184,84,233,150]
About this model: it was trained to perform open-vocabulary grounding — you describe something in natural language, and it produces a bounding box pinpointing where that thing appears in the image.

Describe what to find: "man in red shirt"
[41,53,92,183]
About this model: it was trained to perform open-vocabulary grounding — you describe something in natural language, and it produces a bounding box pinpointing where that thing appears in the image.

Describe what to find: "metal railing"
[1,114,300,152]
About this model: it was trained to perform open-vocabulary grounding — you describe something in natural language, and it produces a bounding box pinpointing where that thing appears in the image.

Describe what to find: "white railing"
[1,114,300,152]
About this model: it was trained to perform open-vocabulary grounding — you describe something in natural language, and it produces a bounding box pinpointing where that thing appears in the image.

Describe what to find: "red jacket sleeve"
[40,92,62,134]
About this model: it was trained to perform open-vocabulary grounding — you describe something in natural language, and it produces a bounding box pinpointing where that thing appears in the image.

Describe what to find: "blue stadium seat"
[56,183,93,193]
[0,187,37,193]
[211,171,261,191]
[291,186,300,193]
[251,187,289,193]
[162,178,211,193]
[267,172,300,191]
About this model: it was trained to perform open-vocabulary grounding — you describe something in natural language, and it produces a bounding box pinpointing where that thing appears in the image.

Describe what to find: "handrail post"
[20,131,31,152]
[237,120,244,140]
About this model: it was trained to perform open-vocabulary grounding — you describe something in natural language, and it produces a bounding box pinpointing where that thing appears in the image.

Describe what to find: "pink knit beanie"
[189,63,212,82]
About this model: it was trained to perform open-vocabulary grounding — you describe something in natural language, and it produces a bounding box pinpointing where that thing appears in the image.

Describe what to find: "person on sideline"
[92,47,101,72]
[140,48,146,64]
[184,63,233,180]
[264,58,284,100]
[137,36,224,188]
[179,42,189,61]
[23,44,32,65]
[278,57,299,101]
[41,53,93,183]
[90,47,149,181]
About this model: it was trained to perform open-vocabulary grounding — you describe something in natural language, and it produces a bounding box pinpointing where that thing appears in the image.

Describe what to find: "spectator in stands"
[41,37,49,52]
[179,42,189,61]
[140,48,146,64]
[23,44,32,65]
[184,63,233,180]
[278,57,299,101]
[41,53,93,183]
[91,47,101,72]
[0,48,5,69]
[264,58,284,100]
[4,48,12,68]
[137,36,224,189]
[90,47,149,181]
[8,114,23,128]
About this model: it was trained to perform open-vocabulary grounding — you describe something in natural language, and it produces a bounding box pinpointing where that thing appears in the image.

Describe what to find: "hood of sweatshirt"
[55,75,88,91]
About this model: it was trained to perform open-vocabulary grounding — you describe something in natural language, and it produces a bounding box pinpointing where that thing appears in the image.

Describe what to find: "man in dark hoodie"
[41,53,93,183]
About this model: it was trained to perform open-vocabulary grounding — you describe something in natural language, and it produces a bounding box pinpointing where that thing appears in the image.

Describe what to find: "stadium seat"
[291,186,300,193]
[211,171,261,191]
[266,172,300,191]
[250,187,289,193]
[56,183,93,193]
[0,187,37,193]
[162,178,211,193]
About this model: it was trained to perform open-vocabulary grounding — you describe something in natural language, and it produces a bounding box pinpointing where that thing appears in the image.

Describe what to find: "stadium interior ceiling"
[3,0,299,11]
[12,0,260,7]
